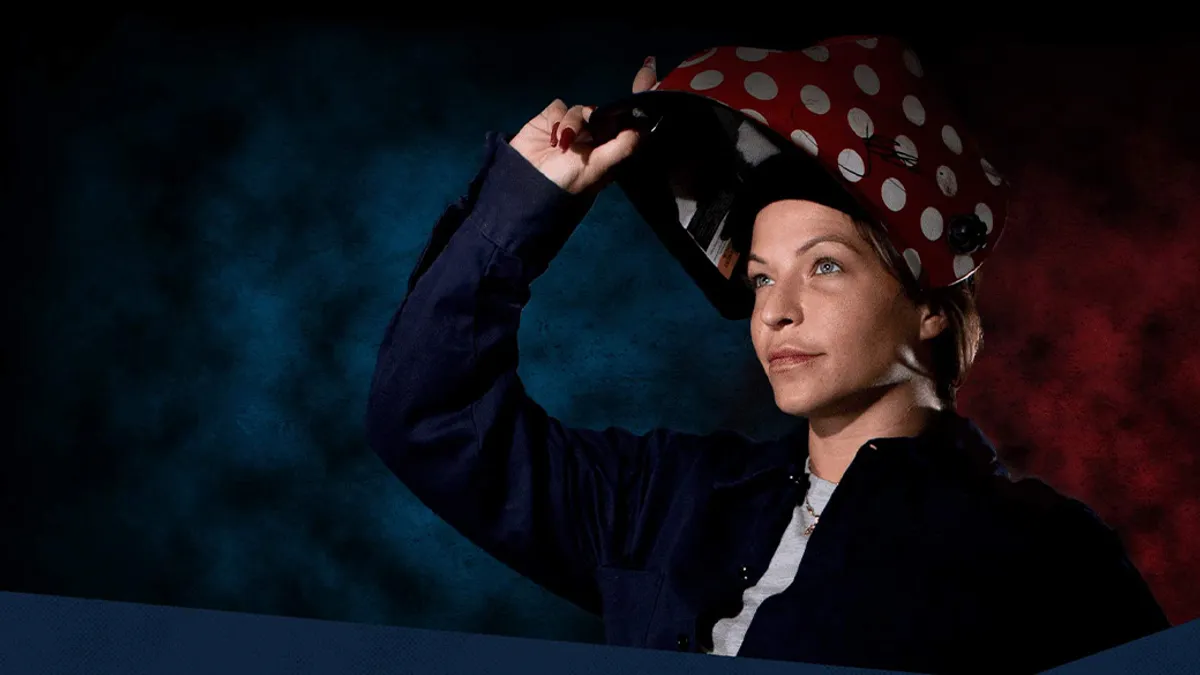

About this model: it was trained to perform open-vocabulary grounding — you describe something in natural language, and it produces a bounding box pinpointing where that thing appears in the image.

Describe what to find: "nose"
[756,280,801,328]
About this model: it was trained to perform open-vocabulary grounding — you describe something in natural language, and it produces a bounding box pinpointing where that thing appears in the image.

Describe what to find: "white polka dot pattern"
[803,46,830,62]
[903,95,926,126]
[904,249,922,280]
[976,203,993,232]
[953,254,976,278]
[854,65,881,95]
[936,166,958,197]
[740,108,767,124]
[921,207,944,240]
[903,49,923,77]
[882,178,906,211]
[736,47,770,62]
[894,135,918,167]
[982,158,1004,186]
[847,108,873,138]
[744,72,778,100]
[690,70,724,90]
[838,149,865,182]
[942,125,963,154]
[791,129,819,156]
[642,35,1011,289]
[801,85,831,114]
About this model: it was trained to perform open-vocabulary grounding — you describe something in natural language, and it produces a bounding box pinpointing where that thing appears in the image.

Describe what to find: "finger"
[540,99,569,141]
[576,106,597,144]
[587,128,641,175]
[556,104,587,152]
[541,98,569,119]
[632,56,657,93]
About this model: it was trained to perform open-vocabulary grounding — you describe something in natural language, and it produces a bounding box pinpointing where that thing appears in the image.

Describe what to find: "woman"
[366,36,1169,674]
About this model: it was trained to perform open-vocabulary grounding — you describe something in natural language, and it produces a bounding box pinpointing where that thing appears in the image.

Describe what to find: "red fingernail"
[551,122,560,146]
[559,128,576,151]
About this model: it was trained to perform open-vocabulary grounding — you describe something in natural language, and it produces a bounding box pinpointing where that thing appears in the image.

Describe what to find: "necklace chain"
[801,466,838,537]
[802,494,821,537]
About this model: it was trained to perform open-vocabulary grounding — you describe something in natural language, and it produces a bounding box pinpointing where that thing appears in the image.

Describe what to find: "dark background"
[3,16,1197,645]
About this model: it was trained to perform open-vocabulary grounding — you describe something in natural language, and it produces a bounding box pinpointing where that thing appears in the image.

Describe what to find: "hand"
[509,57,660,195]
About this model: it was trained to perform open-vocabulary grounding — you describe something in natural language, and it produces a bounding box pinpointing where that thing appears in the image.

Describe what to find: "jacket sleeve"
[365,131,701,615]
[1028,501,1172,671]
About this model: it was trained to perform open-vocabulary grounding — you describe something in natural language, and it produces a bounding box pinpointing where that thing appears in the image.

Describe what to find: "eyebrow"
[746,234,860,266]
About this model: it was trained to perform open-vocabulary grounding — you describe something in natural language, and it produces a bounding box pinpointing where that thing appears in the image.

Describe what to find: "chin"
[774,379,901,420]
[770,384,830,418]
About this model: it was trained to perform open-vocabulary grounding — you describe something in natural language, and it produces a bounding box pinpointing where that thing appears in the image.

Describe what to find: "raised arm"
[366,74,696,614]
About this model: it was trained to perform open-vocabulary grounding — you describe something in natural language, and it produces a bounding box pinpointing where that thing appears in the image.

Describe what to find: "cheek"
[856,308,916,370]
[824,300,903,363]
[814,296,865,340]
[749,324,769,359]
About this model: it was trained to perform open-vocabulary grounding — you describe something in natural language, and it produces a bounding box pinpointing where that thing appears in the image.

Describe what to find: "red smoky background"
[917,35,1199,627]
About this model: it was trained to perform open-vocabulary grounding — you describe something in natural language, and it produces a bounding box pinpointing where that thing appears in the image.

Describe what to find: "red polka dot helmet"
[587,34,1011,320]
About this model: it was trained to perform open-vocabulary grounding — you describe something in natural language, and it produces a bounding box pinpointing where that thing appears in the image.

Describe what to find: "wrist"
[472,132,595,273]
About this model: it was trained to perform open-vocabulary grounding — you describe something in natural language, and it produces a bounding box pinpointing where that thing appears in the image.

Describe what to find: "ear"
[917,303,948,342]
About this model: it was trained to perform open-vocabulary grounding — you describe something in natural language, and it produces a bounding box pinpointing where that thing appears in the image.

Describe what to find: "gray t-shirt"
[709,455,838,656]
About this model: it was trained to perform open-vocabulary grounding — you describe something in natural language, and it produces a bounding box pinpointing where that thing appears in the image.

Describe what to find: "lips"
[769,348,821,363]
[768,348,823,370]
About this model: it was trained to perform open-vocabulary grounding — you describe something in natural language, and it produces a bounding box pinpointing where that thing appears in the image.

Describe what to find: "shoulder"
[982,474,1162,620]
[985,476,1172,662]
[988,473,1121,552]
[981,474,1151,598]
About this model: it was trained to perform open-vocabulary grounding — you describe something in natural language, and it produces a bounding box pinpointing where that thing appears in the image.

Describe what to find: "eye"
[813,257,843,276]
[744,273,773,290]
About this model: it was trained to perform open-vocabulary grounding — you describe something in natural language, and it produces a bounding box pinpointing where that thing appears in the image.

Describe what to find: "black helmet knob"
[947,213,988,254]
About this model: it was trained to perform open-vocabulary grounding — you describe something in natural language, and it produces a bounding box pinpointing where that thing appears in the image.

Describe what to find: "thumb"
[586,128,642,177]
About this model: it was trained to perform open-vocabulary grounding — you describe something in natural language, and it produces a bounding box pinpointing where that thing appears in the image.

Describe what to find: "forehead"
[751,199,858,243]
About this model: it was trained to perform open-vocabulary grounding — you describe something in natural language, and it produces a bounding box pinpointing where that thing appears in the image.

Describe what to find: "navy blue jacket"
[365,131,1171,674]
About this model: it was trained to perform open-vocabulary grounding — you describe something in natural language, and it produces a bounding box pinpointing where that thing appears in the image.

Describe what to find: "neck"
[805,382,945,484]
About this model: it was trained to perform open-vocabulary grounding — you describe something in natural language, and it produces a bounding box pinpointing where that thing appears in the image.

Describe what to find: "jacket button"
[676,634,690,651]
[739,566,751,583]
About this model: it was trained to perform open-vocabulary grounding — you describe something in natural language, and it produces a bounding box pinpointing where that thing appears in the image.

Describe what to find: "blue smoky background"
[2,16,835,643]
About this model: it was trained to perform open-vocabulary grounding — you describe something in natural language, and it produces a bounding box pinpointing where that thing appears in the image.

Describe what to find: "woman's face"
[746,199,942,418]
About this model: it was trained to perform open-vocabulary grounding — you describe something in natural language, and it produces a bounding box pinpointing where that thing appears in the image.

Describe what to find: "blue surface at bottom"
[0,591,1196,675]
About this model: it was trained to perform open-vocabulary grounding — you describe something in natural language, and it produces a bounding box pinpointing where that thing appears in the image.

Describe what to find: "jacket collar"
[711,408,1008,491]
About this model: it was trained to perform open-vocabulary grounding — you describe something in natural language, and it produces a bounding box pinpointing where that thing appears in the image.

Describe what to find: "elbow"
[365,377,401,464]
[363,343,452,473]
[365,379,431,479]
[363,302,483,480]
[364,342,417,468]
